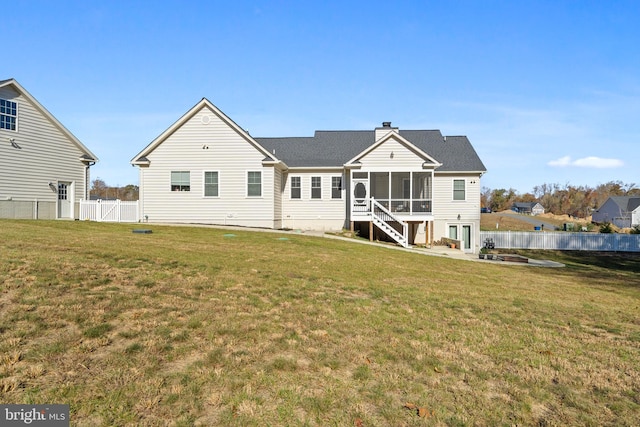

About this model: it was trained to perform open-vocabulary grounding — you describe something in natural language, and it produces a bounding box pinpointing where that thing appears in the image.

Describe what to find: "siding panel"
[140,107,275,227]
[0,86,89,215]
[433,174,482,250]
[358,138,426,170]
[281,170,345,230]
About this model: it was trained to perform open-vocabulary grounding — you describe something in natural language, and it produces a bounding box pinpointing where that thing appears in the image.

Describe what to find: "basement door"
[462,225,472,251]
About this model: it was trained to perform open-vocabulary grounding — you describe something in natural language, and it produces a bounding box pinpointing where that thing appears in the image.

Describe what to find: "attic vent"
[382,121,391,128]
[201,115,211,125]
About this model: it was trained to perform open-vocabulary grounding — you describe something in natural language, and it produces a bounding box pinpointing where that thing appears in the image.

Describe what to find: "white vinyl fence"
[480,231,640,253]
[80,199,139,223]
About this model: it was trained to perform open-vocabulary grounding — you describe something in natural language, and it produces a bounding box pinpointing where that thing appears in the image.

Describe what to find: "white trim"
[436,170,485,175]
[289,175,301,200]
[170,170,191,192]
[331,175,343,200]
[246,170,262,198]
[202,170,220,198]
[285,166,343,172]
[452,178,466,201]
[310,176,322,200]
[0,97,18,132]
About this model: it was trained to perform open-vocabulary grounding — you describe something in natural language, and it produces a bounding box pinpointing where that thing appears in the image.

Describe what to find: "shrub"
[599,222,614,233]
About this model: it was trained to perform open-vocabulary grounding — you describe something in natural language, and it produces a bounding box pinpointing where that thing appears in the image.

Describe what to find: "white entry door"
[57,182,72,219]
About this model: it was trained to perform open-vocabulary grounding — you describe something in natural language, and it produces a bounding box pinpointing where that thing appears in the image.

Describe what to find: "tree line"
[481,181,640,218]
[90,178,139,201]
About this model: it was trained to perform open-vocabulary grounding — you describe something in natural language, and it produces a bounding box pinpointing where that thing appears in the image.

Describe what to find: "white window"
[290,176,301,199]
[58,183,68,200]
[171,171,190,191]
[311,176,321,199]
[453,179,465,201]
[204,171,219,197]
[0,99,17,131]
[332,176,342,199]
[247,171,262,197]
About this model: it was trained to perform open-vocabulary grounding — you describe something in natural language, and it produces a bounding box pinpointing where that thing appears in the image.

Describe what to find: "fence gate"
[80,200,139,223]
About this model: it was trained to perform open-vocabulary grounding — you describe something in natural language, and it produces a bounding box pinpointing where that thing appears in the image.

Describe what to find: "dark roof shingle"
[257,129,486,172]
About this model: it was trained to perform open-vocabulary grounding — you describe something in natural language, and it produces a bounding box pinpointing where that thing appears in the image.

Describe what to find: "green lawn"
[1,220,639,426]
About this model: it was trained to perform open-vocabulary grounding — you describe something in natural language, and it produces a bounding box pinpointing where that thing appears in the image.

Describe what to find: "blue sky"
[9,0,639,193]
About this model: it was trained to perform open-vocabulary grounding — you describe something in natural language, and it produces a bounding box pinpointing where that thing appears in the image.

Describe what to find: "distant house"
[131,98,487,252]
[512,202,544,216]
[0,78,98,219]
[592,196,640,228]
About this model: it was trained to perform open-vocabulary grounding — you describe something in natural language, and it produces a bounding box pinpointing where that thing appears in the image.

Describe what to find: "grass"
[481,212,589,232]
[0,220,639,426]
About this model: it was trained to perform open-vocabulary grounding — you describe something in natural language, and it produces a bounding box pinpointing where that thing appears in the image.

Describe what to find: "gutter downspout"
[84,162,96,200]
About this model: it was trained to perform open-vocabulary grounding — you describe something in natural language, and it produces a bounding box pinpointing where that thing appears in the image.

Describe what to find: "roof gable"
[0,78,98,162]
[131,98,278,165]
[345,131,441,167]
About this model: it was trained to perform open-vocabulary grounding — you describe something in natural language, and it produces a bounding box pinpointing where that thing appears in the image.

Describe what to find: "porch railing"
[366,199,432,214]
[371,199,409,247]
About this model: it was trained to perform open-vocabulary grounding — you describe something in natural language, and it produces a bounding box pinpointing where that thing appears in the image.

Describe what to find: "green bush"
[599,222,615,233]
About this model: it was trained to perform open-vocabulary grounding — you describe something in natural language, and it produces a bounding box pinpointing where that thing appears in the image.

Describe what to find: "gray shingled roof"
[610,196,640,212]
[256,129,486,172]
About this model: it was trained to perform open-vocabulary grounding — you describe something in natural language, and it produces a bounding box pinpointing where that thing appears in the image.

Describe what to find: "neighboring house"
[131,99,487,252]
[511,202,544,216]
[0,78,98,220]
[592,196,640,228]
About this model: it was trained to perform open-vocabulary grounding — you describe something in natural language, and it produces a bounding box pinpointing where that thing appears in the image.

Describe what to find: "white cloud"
[547,156,572,167]
[548,156,624,168]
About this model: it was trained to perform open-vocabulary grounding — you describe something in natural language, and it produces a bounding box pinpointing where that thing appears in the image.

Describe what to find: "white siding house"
[132,100,487,252]
[0,79,98,219]
[132,99,282,228]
